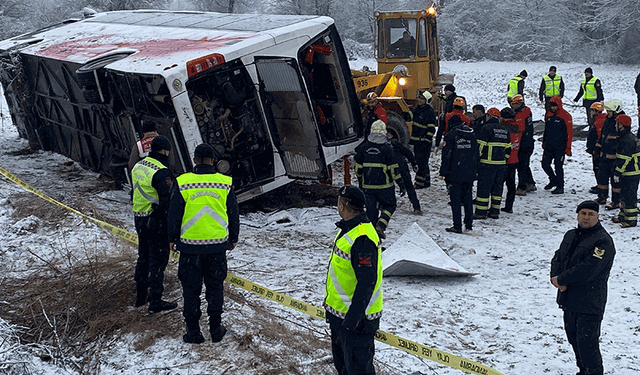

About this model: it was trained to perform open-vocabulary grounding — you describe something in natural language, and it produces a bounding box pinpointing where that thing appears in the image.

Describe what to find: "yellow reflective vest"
[131,157,165,217]
[507,76,522,98]
[543,74,562,97]
[176,172,232,245]
[324,222,383,320]
[581,76,599,100]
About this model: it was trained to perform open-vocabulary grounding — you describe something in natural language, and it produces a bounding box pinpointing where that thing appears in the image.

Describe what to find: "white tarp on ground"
[382,223,477,277]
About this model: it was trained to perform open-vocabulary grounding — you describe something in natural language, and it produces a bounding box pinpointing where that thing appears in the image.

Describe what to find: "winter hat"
[194,143,216,159]
[150,135,171,152]
[500,107,516,119]
[338,185,365,210]
[487,107,501,117]
[585,67,593,74]
[615,114,632,127]
[519,70,528,77]
[444,84,455,92]
[576,200,599,213]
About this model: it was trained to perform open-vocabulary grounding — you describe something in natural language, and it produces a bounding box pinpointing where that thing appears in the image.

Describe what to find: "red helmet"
[511,94,524,104]
[366,92,378,103]
[616,114,632,127]
[487,107,501,117]
[453,97,466,107]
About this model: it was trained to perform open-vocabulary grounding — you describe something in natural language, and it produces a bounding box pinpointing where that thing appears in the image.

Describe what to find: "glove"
[613,175,620,183]
[565,148,572,156]
[412,164,418,172]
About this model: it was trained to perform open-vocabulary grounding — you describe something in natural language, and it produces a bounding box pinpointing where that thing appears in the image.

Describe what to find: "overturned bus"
[0,10,363,201]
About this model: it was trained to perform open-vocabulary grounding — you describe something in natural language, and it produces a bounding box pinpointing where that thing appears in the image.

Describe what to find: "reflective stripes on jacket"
[131,157,165,216]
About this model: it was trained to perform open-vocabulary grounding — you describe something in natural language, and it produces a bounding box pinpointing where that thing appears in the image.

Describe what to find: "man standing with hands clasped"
[551,200,615,375]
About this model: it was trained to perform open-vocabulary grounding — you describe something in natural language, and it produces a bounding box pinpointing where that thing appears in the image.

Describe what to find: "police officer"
[354,120,399,239]
[612,114,640,228]
[538,66,565,108]
[474,109,511,219]
[574,67,604,128]
[324,185,382,375]
[410,91,436,189]
[542,96,573,195]
[551,200,615,375]
[595,99,624,207]
[168,144,240,344]
[507,70,527,103]
[131,135,177,314]
[510,95,536,195]
[439,115,478,233]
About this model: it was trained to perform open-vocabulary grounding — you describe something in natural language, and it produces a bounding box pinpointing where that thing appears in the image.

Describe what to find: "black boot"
[148,300,178,314]
[210,324,227,343]
[135,282,148,307]
[183,321,205,344]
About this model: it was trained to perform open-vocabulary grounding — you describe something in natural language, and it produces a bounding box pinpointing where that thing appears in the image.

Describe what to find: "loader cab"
[375,8,440,104]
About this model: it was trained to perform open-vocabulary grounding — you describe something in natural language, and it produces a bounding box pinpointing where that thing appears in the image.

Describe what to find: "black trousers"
[414,142,431,188]
[134,216,170,302]
[364,187,396,231]
[583,99,597,128]
[541,148,565,188]
[503,164,517,211]
[563,310,604,375]
[619,175,640,223]
[448,181,473,230]
[475,164,506,215]
[591,153,600,184]
[395,162,420,211]
[516,147,535,189]
[328,313,379,375]
[178,252,227,331]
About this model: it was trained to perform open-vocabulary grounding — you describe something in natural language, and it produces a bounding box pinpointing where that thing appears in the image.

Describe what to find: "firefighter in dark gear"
[573,67,604,128]
[595,99,624,207]
[551,200,615,375]
[586,102,606,193]
[131,135,177,314]
[325,185,382,375]
[354,120,399,239]
[510,95,536,196]
[435,84,459,147]
[474,110,511,219]
[410,91,436,189]
[364,92,387,137]
[538,66,565,107]
[389,137,422,214]
[439,115,478,233]
[168,144,240,344]
[507,70,527,103]
[542,96,573,195]
[500,108,521,214]
[612,115,640,228]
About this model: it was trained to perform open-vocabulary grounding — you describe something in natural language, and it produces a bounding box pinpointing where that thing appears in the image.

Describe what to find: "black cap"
[576,200,599,213]
[520,70,528,77]
[142,121,156,134]
[585,67,593,74]
[194,143,216,159]
[150,135,171,152]
[338,185,365,210]
[444,84,455,92]
[500,107,516,119]
[549,66,557,72]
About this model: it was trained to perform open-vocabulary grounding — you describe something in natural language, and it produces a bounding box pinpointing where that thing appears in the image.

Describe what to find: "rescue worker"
[324,185,382,375]
[538,66,565,108]
[128,121,159,174]
[551,200,615,375]
[168,144,240,344]
[439,115,478,233]
[500,108,521,214]
[435,84,458,147]
[410,91,436,189]
[594,99,624,207]
[612,114,640,228]
[586,102,606,193]
[470,104,487,133]
[635,72,640,107]
[474,108,511,219]
[510,94,536,196]
[354,120,399,239]
[573,67,604,128]
[364,92,387,137]
[389,136,422,215]
[131,135,177,313]
[437,97,471,145]
[542,96,573,195]
[507,70,527,103]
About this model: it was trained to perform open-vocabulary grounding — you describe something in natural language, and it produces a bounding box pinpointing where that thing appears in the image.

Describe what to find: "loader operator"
[131,135,177,314]
[410,91,437,189]
[389,30,415,58]
[325,185,382,375]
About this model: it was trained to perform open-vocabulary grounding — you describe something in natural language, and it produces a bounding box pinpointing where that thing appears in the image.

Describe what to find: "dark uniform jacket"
[614,127,640,177]
[550,222,615,315]
[354,140,398,190]
[477,117,511,165]
[439,124,478,182]
[333,212,380,332]
[389,139,416,172]
[599,113,624,157]
[167,164,240,254]
[514,105,534,150]
[470,115,487,134]
[543,97,573,153]
[410,104,436,145]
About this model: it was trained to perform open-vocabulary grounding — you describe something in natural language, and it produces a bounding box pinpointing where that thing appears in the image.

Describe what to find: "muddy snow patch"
[11,215,40,234]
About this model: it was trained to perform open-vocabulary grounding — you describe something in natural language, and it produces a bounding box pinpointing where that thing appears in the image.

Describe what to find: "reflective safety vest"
[131,157,165,217]
[507,76,522,98]
[581,77,599,100]
[543,74,562,97]
[176,172,232,245]
[324,222,383,320]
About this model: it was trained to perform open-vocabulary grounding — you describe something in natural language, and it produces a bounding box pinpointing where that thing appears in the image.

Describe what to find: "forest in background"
[0,0,638,63]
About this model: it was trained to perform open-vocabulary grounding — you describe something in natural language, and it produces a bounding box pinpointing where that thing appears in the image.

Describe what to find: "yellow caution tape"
[0,164,503,375]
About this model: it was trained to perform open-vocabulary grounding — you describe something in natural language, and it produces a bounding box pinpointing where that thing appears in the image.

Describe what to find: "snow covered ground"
[1,60,639,375]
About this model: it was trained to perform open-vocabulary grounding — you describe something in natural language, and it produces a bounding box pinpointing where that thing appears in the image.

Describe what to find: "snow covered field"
[1,60,639,375]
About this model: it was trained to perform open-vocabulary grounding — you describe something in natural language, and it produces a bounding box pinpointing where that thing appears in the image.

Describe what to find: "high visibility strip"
[0,163,505,375]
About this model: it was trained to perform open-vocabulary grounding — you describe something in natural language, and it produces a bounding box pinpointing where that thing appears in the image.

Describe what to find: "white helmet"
[421,91,432,102]
[604,99,622,113]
